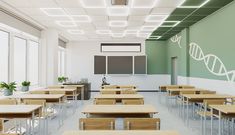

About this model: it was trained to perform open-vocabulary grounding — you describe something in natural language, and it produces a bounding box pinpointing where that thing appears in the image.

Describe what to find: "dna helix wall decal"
[170,34,182,48]
[189,42,235,82]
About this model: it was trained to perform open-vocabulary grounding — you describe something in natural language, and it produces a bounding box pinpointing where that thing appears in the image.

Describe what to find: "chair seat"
[197,111,212,117]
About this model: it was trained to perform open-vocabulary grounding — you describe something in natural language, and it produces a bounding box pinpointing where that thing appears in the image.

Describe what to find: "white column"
[40,29,58,86]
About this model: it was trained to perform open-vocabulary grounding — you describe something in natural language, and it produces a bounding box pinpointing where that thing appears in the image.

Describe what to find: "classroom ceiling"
[1,0,234,41]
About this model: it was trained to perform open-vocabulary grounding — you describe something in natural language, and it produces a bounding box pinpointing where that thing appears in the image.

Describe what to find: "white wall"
[66,40,170,90]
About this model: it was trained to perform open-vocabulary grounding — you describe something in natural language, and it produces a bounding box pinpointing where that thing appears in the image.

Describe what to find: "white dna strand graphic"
[189,42,235,82]
[170,34,182,48]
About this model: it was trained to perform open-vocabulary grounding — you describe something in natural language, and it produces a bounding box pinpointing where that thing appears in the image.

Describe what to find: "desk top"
[94,94,143,99]
[0,105,41,114]
[167,88,207,92]
[101,89,137,91]
[10,94,65,99]
[182,94,235,99]
[63,130,179,135]
[210,105,235,114]
[36,88,77,91]
[82,105,157,114]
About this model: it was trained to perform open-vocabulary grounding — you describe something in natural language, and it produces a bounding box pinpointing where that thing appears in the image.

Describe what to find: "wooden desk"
[82,105,157,118]
[210,105,235,135]
[9,94,65,103]
[0,105,42,135]
[63,130,179,135]
[102,85,136,89]
[100,89,137,94]
[159,85,195,91]
[94,94,143,100]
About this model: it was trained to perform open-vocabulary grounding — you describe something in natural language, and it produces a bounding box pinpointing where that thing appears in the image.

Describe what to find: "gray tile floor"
[50,92,201,135]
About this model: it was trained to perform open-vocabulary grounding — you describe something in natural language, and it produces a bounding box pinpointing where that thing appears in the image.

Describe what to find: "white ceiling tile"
[151,8,175,14]
[55,0,83,8]
[78,23,95,29]
[155,0,185,8]
[80,0,107,8]
[65,8,86,15]
[128,21,144,27]
[93,21,109,27]
[128,16,146,21]
[85,8,107,15]
[109,16,128,21]
[130,8,151,16]
[144,22,162,26]
[91,16,108,21]
[30,0,58,8]
[107,7,129,16]
[131,0,158,8]
[2,0,31,8]
[18,8,45,16]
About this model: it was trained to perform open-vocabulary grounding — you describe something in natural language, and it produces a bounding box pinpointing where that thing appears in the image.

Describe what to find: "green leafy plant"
[58,76,68,83]
[22,81,31,86]
[0,82,17,92]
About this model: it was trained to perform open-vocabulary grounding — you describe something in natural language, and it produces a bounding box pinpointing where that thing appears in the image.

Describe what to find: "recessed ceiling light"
[111,33,125,38]
[131,0,158,8]
[148,36,161,39]
[160,21,181,27]
[141,26,157,31]
[107,7,130,16]
[109,21,128,27]
[96,30,111,34]
[80,0,107,8]
[67,30,84,34]
[55,21,77,27]
[179,0,210,8]
[145,15,169,22]
[40,8,67,17]
[72,15,92,22]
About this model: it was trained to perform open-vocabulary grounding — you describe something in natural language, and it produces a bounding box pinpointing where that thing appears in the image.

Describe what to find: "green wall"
[145,41,167,74]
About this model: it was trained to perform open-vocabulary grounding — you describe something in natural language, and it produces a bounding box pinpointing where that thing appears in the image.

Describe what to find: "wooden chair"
[30,91,47,94]
[102,85,118,89]
[100,91,116,94]
[200,91,216,94]
[47,86,64,89]
[0,99,17,105]
[0,119,3,132]
[120,90,137,94]
[79,118,115,130]
[122,99,144,105]
[119,86,136,89]
[94,99,116,105]
[124,118,160,130]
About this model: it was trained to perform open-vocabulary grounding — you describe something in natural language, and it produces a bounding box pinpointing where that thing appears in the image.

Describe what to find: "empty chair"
[122,99,144,105]
[23,99,46,116]
[124,118,160,130]
[200,91,216,94]
[100,91,116,94]
[94,99,116,105]
[120,90,137,94]
[179,91,196,95]
[0,99,17,105]
[30,90,47,94]
[79,118,115,130]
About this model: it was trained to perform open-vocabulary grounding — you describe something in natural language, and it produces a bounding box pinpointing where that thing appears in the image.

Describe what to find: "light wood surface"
[182,94,234,99]
[94,94,143,99]
[210,105,235,114]
[9,94,65,103]
[63,130,179,135]
[82,105,157,114]
[79,118,115,130]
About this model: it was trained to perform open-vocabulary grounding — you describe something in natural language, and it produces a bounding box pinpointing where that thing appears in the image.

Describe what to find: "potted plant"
[58,76,68,84]
[21,81,31,92]
[0,82,17,96]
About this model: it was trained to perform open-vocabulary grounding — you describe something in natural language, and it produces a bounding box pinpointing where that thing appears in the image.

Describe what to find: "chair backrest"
[120,90,137,94]
[49,91,66,94]
[23,99,46,117]
[200,91,216,94]
[119,86,136,89]
[179,85,195,89]
[203,99,226,106]
[30,91,47,94]
[47,86,64,89]
[94,99,116,105]
[122,99,144,105]
[0,119,3,132]
[0,99,17,105]
[180,91,196,95]
[79,118,115,130]
[100,91,116,94]
[124,118,160,130]
[102,85,118,89]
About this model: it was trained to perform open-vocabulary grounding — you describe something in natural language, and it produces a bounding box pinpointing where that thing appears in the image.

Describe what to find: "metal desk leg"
[210,108,213,135]
[218,111,221,135]
[187,98,189,126]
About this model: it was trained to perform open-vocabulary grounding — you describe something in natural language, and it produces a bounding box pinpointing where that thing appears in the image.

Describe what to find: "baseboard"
[91,90,159,92]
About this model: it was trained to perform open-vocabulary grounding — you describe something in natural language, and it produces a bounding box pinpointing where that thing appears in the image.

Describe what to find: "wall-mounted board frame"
[101,43,141,52]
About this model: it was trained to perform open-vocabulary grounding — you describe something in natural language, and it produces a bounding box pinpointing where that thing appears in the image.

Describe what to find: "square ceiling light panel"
[131,0,158,8]
[109,21,128,27]
[96,30,111,34]
[179,0,210,8]
[72,15,91,22]
[40,8,67,16]
[145,15,169,22]
[55,21,77,27]
[67,30,84,34]
[160,21,181,27]
[107,7,130,16]
[80,0,107,8]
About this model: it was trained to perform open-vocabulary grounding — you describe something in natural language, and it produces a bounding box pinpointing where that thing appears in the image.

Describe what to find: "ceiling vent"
[111,0,128,5]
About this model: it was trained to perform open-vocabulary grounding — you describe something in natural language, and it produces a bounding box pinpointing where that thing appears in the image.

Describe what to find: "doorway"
[171,57,178,85]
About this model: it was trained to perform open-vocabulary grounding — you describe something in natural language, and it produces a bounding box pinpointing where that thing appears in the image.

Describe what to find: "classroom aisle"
[51,92,199,135]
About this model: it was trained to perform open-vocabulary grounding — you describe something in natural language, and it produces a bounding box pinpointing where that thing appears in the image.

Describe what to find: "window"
[13,37,27,84]
[101,43,141,52]
[0,30,9,82]
[58,47,66,77]
[28,41,39,85]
